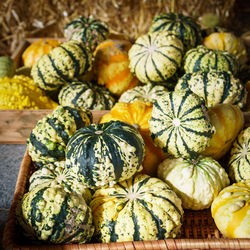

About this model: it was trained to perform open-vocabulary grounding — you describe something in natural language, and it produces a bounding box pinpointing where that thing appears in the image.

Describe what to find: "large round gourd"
[211,181,250,238]
[90,174,183,242]
[0,56,15,78]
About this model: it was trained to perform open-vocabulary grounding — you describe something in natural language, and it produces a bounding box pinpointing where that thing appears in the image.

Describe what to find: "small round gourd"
[211,181,250,238]
[90,174,183,242]
[157,156,230,210]
[0,56,15,78]
[66,120,145,188]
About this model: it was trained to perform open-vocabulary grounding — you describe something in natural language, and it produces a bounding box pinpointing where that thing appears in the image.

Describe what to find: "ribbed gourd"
[58,81,115,110]
[90,174,183,242]
[211,181,250,238]
[27,105,92,167]
[183,45,239,76]
[149,12,202,51]
[0,56,15,77]
[66,120,145,188]
[149,90,215,158]
[157,156,230,210]
[175,71,247,109]
[16,185,94,243]
[64,16,109,51]
[128,31,184,85]
[229,127,250,182]
[31,40,92,91]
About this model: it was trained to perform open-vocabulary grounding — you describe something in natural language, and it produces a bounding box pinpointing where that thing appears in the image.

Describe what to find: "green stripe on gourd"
[66,120,145,189]
[175,71,247,108]
[27,105,92,167]
[183,45,239,76]
[16,186,94,243]
[149,90,215,158]
[90,174,183,242]
[229,127,250,182]
[128,31,184,85]
[58,81,115,110]
[157,156,229,210]
[149,12,202,51]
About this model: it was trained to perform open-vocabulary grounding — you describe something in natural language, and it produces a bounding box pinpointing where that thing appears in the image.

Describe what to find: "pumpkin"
[90,174,183,242]
[16,185,94,243]
[157,156,230,210]
[100,101,166,176]
[211,181,250,238]
[203,32,248,65]
[64,16,109,51]
[31,40,92,91]
[128,31,184,85]
[27,105,92,167]
[229,127,250,182]
[175,71,247,109]
[149,90,215,158]
[66,120,145,189]
[93,39,139,96]
[183,45,239,76]
[22,39,61,67]
[201,104,244,160]
[58,81,115,110]
[149,12,202,51]
[0,56,15,77]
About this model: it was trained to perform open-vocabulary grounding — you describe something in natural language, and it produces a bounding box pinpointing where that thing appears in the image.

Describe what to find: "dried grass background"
[0,0,244,57]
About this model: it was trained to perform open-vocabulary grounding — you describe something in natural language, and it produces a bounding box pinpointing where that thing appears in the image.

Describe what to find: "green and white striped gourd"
[64,16,109,51]
[229,127,250,182]
[149,90,215,158]
[16,186,94,243]
[183,45,239,76]
[149,12,202,51]
[128,31,184,85]
[27,105,92,167]
[175,71,247,108]
[58,81,115,110]
[31,40,92,91]
[90,174,183,242]
[157,156,230,210]
[66,120,145,188]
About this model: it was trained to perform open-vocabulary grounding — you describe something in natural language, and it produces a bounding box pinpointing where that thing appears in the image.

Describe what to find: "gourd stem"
[171,0,175,13]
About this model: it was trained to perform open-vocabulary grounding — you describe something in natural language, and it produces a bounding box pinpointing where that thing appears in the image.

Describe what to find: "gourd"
[202,104,244,160]
[149,12,202,51]
[100,101,166,176]
[16,185,94,243]
[149,90,215,158]
[0,56,15,77]
[229,127,250,182]
[64,16,109,51]
[129,31,184,85]
[157,156,230,210]
[90,174,183,242]
[175,71,247,109]
[58,81,115,110]
[27,105,92,167]
[183,45,239,76]
[211,181,250,238]
[93,39,139,96]
[31,40,92,91]
[66,120,145,189]
[22,39,61,67]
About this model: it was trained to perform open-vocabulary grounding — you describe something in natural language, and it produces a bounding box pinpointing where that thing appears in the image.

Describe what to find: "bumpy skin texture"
[129,31,183,84]
[229,127,250,182]
[90,174,183,242]
[66,120,145,188]
[183,45,239,76]
[149,90,215,158]
[211,181,250,238]
[16,186,94,243]
[157,156,230,210]
[149,12,202,51]
[175,71,247,108]
[27,105,92,167]
[58,81,115,110]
